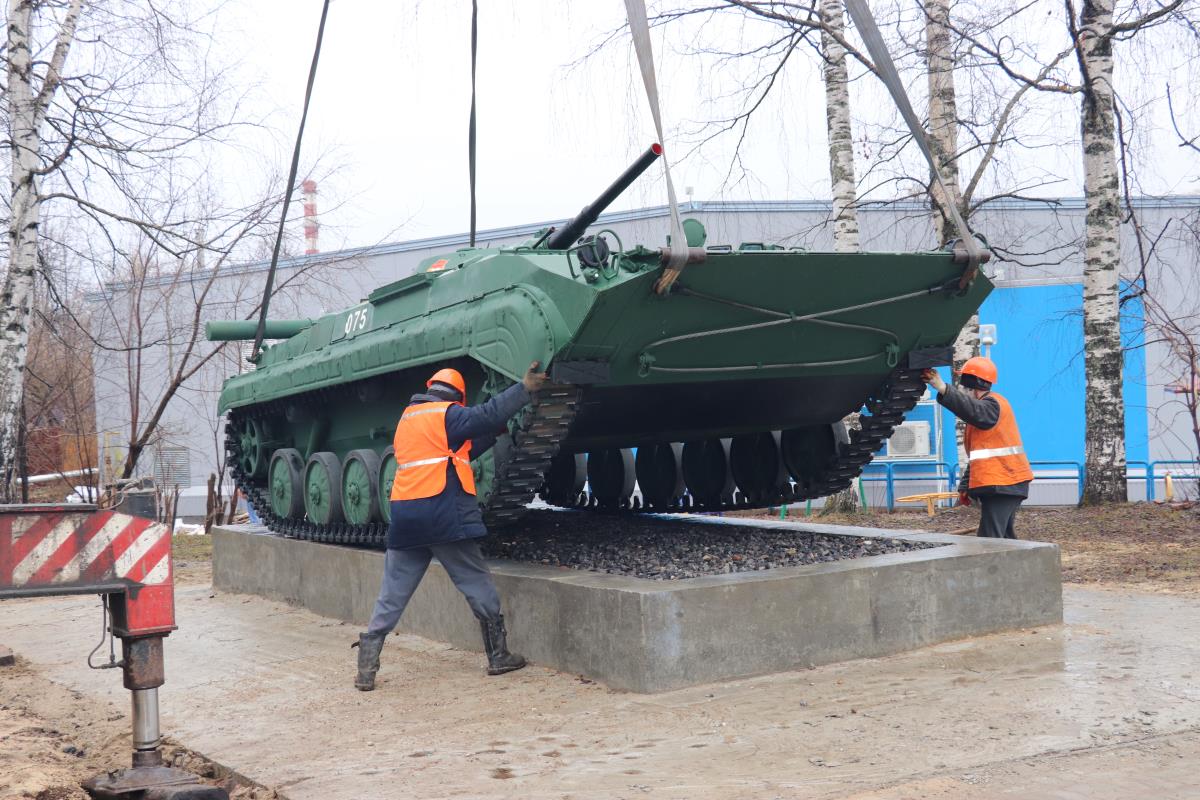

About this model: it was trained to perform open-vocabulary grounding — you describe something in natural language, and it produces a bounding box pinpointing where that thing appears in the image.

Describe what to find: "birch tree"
[924,0,962,250]
[1076,0,1127,503]
[638,2,1061,243]
[1074,0,1134,503]
[923,0,978,473]
[1,0,83,500]
[821,0,859,253]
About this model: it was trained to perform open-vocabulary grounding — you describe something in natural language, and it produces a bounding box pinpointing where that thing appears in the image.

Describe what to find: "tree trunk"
[821,0,858,253]
[818,0,862,515]
[1078,0,1126,504]
[924,0,977,471]
[924,0,963,249]
[0,1,41,501]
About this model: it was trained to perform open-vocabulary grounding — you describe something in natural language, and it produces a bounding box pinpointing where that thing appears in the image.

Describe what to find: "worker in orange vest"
[923,357,1034,538]
[353,362,547,691]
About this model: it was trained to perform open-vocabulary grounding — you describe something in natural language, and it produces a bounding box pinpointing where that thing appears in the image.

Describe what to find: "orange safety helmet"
[426,367,467,399]
[960,356,997,385]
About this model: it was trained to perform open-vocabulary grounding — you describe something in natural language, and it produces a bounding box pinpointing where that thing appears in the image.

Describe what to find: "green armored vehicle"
[210,146,991,545]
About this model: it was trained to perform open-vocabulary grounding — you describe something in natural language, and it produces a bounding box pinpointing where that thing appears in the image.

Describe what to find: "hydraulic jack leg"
[84,634,225,800]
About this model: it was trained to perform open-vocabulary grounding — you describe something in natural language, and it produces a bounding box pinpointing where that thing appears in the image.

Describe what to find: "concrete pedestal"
[211,517,1061,693]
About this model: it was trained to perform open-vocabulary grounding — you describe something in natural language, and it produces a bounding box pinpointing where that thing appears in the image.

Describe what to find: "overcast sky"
[218,0,1200,253]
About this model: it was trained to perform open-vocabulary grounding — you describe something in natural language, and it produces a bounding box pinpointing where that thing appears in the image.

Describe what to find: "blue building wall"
[971,284,1146,469]
[871,283,1149,496]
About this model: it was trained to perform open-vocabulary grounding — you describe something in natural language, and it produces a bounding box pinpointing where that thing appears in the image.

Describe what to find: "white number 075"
[344,307,369,335]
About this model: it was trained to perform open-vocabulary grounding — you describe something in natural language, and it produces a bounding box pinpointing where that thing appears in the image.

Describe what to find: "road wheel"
[268,448,305,519]
[304,452,344,525]
[587,448,635,508]
[342,449,382,525]
[236,418,269,479]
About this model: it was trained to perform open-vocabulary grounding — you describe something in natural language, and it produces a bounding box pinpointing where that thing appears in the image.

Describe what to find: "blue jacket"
[386,382,531,549]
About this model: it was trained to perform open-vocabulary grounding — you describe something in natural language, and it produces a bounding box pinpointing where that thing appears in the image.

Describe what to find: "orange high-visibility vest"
[389,402,476,501]
[964,392,1034,489]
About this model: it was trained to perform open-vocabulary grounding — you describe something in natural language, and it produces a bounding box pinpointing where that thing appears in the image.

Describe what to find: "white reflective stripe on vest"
[968,445,1025,461]
[395,456,450,471]
[395,455,471,471]
[401,407,447,419]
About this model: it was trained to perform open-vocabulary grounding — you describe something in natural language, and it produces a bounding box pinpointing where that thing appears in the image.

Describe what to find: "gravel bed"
[481,510,942,580]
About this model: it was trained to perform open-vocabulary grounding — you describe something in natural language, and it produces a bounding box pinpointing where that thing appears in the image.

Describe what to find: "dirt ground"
[747,501,1200,592]
[0,657,277,800]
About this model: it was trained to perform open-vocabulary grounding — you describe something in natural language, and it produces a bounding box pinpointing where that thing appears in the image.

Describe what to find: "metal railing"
[1017,460,1198,502]
[1146,460,1200,501]
[1027,461,1086,503]
[860,461,954,511]
[855,458,1197,509]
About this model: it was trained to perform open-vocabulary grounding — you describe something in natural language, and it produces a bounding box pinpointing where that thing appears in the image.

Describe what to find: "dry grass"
[172,533,213,562]
[761,502,1200,592]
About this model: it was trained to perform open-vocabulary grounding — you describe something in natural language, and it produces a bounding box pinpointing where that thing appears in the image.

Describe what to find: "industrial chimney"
[302,179,319,255]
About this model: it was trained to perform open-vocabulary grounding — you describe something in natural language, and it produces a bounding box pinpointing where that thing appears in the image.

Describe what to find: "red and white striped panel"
[0,510,171,590]
[0,509,176,635]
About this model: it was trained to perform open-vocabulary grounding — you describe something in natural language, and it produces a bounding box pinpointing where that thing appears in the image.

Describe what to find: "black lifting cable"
[468,0,479,247]
[250,0,332,363]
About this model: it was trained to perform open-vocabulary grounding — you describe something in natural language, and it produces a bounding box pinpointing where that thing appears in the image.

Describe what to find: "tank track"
[806,366,928,498]
[226,382,581,547]
[545,366,928,513]
[227,367,924,542]
[478,385,582,526]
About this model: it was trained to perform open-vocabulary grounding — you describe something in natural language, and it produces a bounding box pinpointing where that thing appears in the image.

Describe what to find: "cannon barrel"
[206,319,313,342]
[546,144,662,250]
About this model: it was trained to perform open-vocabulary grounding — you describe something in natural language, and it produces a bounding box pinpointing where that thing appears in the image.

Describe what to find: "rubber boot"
[479,615,526,676]
[352,632,385,691]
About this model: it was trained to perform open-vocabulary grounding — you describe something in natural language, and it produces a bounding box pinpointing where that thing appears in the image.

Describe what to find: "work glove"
[921,368,947,394]
[958,491,972,507]
[522,361,548,393]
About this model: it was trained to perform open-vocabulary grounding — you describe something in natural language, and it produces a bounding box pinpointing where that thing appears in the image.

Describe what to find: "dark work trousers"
[367,539,502,636]
[977,494,1024,539]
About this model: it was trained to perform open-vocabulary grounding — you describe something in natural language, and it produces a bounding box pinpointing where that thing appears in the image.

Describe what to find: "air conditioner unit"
[887,421,931,458]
